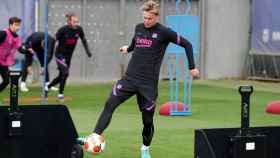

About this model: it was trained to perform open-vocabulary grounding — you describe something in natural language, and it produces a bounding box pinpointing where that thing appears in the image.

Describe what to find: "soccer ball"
[83,133,105,154]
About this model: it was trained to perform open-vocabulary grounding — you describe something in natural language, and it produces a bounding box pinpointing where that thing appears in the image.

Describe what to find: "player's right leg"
[85,78,136,151]
[94,78,136,134]
[56,65,69,102]
[20,54,33,92]
[45,68,58,91]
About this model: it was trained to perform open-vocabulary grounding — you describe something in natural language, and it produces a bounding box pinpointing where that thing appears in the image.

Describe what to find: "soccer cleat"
[50,86,59,91]
[57,94,64,102]
[45,82,58,91]
[141,146,151,158]
[44,85,49,92]
[20,82,29,92]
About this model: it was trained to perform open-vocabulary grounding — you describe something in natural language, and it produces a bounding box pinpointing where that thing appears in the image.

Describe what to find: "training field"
[1,80,280,158]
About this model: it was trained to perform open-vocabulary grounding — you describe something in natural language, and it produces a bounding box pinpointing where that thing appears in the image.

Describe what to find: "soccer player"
[18,32,58,92]
[86,1,199,158]
[46,13,92,101]
[0,17,22,93]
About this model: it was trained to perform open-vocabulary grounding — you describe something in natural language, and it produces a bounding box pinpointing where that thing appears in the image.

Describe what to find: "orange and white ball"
[83,133,105,154]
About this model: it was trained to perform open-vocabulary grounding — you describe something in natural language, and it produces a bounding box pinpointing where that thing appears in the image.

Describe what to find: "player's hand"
[189,68,199,77]
[27,66,33,74]
[28,48,35,54]
[119,45,128,54]
[87,52,92,58]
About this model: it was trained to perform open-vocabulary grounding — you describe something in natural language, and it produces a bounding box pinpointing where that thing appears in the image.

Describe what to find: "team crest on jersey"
[75,33,79,37]
[152,33,158,39]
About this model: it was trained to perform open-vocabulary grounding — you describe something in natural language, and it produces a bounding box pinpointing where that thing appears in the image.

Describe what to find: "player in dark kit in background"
[46,13,92,102]
[18,32,58,92]
[0,17,22,93]
[85,1,199,158]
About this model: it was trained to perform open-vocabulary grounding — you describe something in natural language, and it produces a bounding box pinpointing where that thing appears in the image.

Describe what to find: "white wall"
[201,0,250,79]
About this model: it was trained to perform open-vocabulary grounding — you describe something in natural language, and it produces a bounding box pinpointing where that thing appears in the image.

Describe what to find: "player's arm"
[79,27,92,58]
[120,26,136,54]
[18,35,33,54]
[47,36,56,64]
[127,36,135,52]
[55,26,64,41]
[0,31,7,45]
[120,37,135,54]
[165,28,199,77]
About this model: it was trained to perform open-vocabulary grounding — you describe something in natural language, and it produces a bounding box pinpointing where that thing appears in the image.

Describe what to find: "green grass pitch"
[1,80,280,158]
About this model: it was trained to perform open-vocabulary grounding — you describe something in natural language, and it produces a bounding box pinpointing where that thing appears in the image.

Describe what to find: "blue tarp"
[251,0,280,53]
[165,15,200,56]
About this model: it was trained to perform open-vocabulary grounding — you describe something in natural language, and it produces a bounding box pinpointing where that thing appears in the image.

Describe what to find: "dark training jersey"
[55,25,91,62]
[126,23,195,82]
[22,32,55,63]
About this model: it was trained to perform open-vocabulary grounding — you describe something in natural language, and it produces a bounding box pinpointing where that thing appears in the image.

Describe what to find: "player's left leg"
[37,53,58,91]
[20,54,33,92]
[141,109,155,158]
[137,91,157,158]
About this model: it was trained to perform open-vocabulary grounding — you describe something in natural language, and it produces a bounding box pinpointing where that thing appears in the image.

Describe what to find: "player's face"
[69,16,79,29]
[143,11,159,28]
[9,22,21,33]
[41,40,45,48]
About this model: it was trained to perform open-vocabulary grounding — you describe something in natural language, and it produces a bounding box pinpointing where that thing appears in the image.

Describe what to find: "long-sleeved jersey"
[126,23,195,82]
[20,32,55,63]
[55,25,91,61]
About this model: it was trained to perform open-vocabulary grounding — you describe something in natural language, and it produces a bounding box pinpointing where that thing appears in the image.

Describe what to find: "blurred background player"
[46,13,92,101]
[86,1,199,158]
[18,32,58,92]
[0,17,22,92]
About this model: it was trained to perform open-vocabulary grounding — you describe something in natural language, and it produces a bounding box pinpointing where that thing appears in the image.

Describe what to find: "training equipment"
[42,0,49,103]
[0,71,83,158]
[83,133,105,154]
[195,127,280,158]
[229,85,267,158]
[194,85,280,158]
[160,0,199,116]
[159,102,188,116]
[266,100,280,114]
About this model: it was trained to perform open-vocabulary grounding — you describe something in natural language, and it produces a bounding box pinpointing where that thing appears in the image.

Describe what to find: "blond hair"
[141,0,160,16]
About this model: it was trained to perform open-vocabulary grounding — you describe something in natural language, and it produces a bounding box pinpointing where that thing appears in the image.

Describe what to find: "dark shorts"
[24,54,34,67]
[111,78,158,112]
[24,52,50,68]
